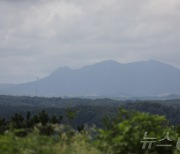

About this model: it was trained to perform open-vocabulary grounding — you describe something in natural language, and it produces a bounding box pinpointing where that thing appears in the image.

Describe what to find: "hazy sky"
[0,0,180,83]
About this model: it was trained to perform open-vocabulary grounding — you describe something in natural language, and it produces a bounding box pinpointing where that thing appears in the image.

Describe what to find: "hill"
[1,60,180,97]
[0,95,180,126]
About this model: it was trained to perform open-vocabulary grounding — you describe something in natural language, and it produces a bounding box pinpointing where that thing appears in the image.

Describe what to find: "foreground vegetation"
[0,108,180,154]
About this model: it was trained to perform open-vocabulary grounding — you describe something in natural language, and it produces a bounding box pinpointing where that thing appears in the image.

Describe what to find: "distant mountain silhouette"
[1,60,180,97]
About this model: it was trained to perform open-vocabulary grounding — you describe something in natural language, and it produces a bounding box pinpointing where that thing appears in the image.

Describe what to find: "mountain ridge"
[0,60,180,97]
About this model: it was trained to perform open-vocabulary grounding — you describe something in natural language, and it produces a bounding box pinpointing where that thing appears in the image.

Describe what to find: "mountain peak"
[92,60,121,67]
[99,60,120,64]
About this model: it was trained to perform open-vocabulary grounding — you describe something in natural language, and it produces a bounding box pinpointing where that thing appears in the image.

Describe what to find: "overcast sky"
[0,0,180,83]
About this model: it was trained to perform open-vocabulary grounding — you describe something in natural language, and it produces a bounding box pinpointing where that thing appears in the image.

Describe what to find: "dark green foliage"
[66,109,77,119]
[38,110,49,126]
[26,111,31,121]
[58,115,63,123]
[37,124,54,135]
[0,118,7,134]
[175,125,180,135]
[31,115,40,124]
[50,115,58,124]
[11,113,24,129]
[25,111,32,129]
[0,110,84,136]
[0,95,180,128]
[77,125,85,132]
[0,95,180,153]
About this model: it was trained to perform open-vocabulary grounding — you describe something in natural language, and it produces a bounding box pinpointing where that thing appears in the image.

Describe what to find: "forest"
[0,95,180,126]
[0,95,180,153]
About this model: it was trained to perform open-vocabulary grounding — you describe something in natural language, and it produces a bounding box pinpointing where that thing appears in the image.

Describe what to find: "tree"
[50,115,58,124]
[0,118,7,134]
[11,113,24,129]
[38,110,49,126]
[95,108,178,154]
[25,111,32,129]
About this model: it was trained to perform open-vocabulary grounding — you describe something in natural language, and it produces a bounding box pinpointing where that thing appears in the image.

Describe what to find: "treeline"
[0,95,180,127]
[0,109,81,136]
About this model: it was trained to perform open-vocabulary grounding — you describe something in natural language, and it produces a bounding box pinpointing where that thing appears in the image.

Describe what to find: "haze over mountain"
[1,60,180,98]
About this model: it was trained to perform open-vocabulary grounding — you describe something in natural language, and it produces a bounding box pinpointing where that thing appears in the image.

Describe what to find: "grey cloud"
[0,0,180,83]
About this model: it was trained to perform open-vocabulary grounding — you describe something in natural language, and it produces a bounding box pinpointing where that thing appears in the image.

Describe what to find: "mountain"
[1,60,180,97]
